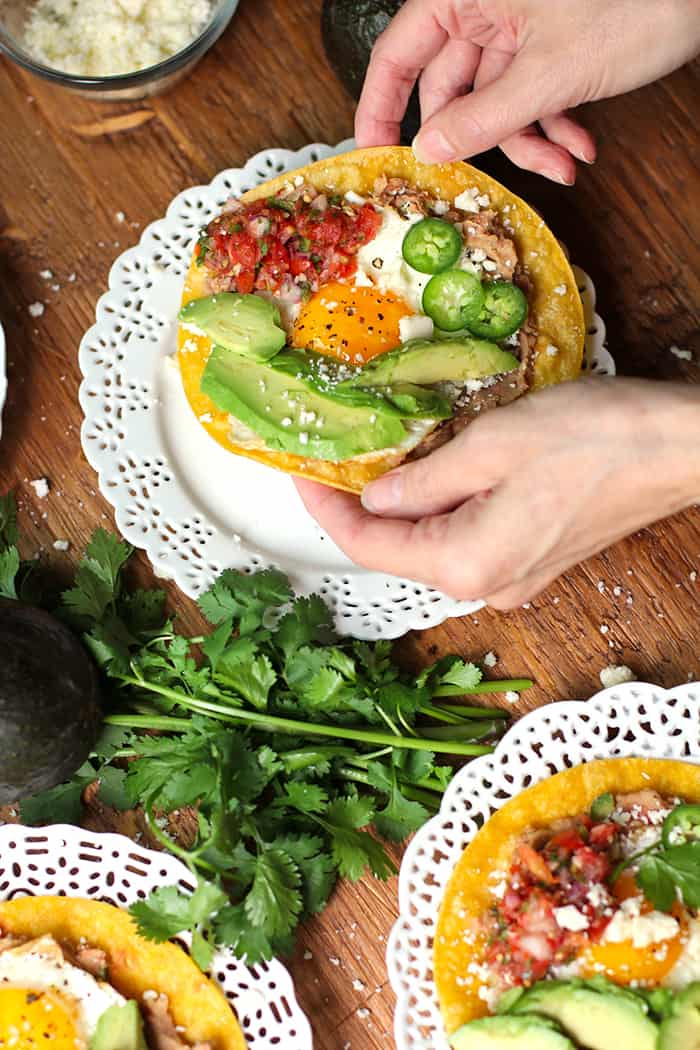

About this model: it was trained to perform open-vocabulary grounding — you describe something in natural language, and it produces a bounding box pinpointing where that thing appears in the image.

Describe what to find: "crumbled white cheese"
[504,691,519,704]
[553,284,567,295]
[399,314,434,343]
[664,919,700,989]
[39,268,53,280]
[546,344,559,357]
[483,651,497,668]
[554,905,590,932]
[453,188,481,213]
[603,899,679,948]
[30,478,50,498]
[198,412,213,424]
[23,0,214,77]
[28,301,45,318]
[115,211,126,224]
[344,190,366,206]
[669,344,693,361]
[599,664,635,688]
[52,539,70,551]
[431,199,450,215]
[586,883,610,909]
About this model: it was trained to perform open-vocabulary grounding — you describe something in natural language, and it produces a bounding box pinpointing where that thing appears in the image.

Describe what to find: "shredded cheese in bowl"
[23,0,214,77]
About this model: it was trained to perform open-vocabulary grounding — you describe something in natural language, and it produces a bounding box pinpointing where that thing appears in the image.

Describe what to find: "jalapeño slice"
[422,270,485,332]
[466,281,528,340]
[402,218,462,274]
[661,803,700,848]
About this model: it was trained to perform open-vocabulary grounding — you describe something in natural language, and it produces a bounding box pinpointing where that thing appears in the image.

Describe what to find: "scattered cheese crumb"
[504,690,519,704]
[600,624,609,635]
[198,412,213,423]
[554,905,590,932]
[546,344,559,357]
[329,956,340,967]
[553,283,567,295]
[669,345,693,361]
[115,211,126,223]
[303,949,313,960]
[483,651,497,668]
[52,539,70,551]
[28,301,44,318]
[39,268,53,280]
[352,979,365,992]
[30,478,50,499]
[599,665,635,688]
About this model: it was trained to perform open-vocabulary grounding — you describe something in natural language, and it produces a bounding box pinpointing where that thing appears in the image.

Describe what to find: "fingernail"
[412,129,455,164]
[541,169,575,186]
[575,150,595,165]
[361,471,403,513]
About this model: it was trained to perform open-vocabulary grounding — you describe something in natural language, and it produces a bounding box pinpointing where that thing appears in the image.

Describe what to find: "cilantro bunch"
[1,495,531,966]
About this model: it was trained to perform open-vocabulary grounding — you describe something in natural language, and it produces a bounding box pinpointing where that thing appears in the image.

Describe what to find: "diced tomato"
[226,231,259,270]
[236,268,256,295]
[572,846,610,882]
[589,822,618,847]
[517,844,557,885]
[548,829,586,853]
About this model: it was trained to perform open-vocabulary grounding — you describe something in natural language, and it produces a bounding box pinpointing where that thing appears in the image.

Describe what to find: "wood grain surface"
[0,2,699,1046]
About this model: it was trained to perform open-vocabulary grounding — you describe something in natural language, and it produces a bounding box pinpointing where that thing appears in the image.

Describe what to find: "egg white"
[0,936,125,1040]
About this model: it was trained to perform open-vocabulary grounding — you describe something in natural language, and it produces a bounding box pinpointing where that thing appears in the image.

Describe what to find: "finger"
[499,125,577,183]
[294,477,457,585]
[539,112,596,164]
[419,38,482,125]
[413,52,572,164]
[472,46,575,182]
[355,1,448,147]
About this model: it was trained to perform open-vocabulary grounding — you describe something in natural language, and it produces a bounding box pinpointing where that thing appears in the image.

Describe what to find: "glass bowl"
[0,0,240,101]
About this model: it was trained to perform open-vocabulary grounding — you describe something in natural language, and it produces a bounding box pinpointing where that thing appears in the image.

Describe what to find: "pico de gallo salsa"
[196,189,382,299]
[483,790,676,990]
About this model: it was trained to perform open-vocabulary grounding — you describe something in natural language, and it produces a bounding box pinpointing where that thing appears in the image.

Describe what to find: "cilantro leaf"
[130,881,228,943]
[283,782,329,814]
[125,734,218,811]
[201,618,234,671]
[274,595,337,656]
[96,766,130,810]
[213,903,275,963]
[244,848,302,937]
[0,547,20,599]
[436,658,483,692]
[320,796,396,881]
[120,589,168,637]
[372,775,429,843]
[636,855,677,912]
[190,930,216,971]
[270,834,336,915]
[638,843,700,910]
[216,645,276,710]
[198,569,292,634]
[392,749,436,783]
[20,762,97,824]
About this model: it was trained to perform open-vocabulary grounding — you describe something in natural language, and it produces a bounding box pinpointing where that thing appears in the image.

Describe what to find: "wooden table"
[0,2,698,1046]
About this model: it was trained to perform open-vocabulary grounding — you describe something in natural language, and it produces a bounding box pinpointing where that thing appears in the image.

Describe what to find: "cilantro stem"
[432,678,533,697]
[106,686,493,756]
[429,703,511,719]
[609,843,658,886]
[399,783,444,809]
[143,806,218,876]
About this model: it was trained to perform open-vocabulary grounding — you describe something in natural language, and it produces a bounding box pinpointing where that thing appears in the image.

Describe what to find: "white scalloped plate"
[387,682,700,1049]
[0,823,312,1048]
[79,140,615,639]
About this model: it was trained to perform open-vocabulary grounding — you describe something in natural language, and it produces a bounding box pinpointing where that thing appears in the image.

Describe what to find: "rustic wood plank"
[0,3,698,1045]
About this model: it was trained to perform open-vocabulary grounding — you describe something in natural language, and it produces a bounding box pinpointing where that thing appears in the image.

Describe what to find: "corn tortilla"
[179,146,584,493]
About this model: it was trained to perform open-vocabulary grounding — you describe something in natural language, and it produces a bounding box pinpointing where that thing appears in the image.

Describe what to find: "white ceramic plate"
[386,681,700,1049]
[0,823,313,1048]
[79,140,614,639]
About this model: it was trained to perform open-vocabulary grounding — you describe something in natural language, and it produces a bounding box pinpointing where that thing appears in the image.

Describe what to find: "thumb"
[413,54,570,163]
[361,428,501,519]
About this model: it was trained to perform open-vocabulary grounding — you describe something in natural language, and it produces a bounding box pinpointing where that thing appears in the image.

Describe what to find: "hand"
[356,0,700,182]
[295,379,700,609]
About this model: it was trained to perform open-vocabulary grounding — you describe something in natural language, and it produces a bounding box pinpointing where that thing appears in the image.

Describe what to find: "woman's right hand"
[356,0,700,182]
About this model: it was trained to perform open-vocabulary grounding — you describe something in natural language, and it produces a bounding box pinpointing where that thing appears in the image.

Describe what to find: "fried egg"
[0,936,124,1049]
[291,282,415,363]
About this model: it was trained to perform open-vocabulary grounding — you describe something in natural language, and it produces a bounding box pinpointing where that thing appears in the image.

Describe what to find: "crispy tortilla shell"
[434,757,700,1035]
[179,146,584,493]
[0,896,246,1050]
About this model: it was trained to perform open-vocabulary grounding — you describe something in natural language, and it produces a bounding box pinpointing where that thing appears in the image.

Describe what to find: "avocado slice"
[449,1014,575,1049]
[90,1001,148,1050]
[201,344,410,461]
[269,349,451,419]
[510,981,658,1050]
[659,982,700,1049]
[335,337,519,389]
[179,293,286,362]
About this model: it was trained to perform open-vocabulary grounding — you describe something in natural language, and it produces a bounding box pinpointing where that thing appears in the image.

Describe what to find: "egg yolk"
[292,282,414,364]
[0,988,84,1049]
[582,875,687,984]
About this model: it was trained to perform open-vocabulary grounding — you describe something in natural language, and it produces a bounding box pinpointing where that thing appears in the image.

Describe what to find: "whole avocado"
[0,598,102,804]
[321,0,421,143]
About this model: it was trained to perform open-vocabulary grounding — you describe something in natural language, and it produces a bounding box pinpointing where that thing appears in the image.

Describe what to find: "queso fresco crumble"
[22,0,213,77]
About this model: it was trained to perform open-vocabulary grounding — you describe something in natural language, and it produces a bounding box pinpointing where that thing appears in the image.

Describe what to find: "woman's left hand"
[294,378,700,609]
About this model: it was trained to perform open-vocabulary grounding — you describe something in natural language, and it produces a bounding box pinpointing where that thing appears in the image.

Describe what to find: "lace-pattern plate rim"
[0,822,313,1049]
[78,139,614,640]
[386,683,700,1050]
